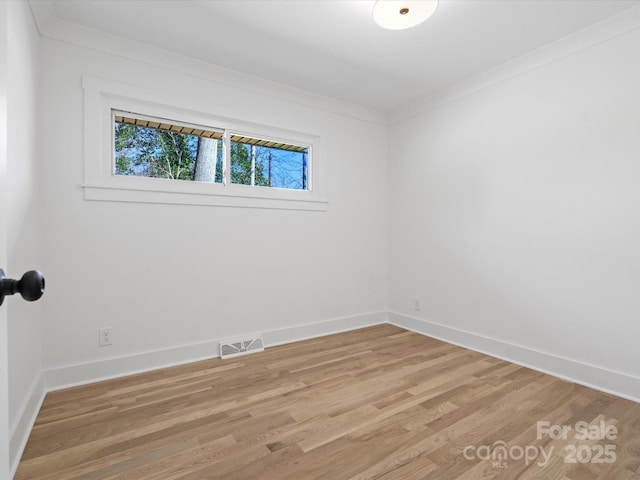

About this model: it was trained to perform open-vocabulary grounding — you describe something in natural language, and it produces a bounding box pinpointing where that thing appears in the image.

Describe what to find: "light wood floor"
[16,325,640,479]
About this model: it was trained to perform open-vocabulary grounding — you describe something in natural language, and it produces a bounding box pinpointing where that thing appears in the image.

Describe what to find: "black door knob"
[0,269,45,306]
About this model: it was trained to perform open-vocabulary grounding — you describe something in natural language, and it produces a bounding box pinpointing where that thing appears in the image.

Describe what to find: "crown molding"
[26,2,640,130]
[390,5,640,124]
[27,0,389,126]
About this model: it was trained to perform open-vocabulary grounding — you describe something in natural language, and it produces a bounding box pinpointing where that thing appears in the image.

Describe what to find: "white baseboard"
[43,310,640,401]
[388,311,640,403]
[44,311,387,392]
[9,372,46,479]
[44,340,221,392]
[264,311,388,348]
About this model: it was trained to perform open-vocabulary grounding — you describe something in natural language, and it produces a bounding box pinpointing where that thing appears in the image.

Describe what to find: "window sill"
[82,183,329,211]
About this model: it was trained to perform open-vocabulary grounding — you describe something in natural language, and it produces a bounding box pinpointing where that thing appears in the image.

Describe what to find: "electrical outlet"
[99,327,113,347]
[413,298,421,311]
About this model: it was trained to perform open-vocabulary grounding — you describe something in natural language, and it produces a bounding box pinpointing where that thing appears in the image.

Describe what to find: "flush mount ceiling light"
[373,0,438,30]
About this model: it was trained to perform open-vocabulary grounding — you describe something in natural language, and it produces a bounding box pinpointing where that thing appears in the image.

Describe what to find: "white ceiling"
[45,0,640,112]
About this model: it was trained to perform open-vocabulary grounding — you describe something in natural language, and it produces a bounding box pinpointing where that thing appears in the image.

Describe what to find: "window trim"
[82,76,328,211]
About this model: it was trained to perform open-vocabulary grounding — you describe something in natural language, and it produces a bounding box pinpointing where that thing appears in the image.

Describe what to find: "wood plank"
[15,325,640,479]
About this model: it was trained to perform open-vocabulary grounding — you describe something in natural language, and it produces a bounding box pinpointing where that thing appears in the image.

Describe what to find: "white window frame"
[83,76,327,211]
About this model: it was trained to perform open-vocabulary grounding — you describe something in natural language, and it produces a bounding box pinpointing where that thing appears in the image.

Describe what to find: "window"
[114,113,224,183]
[113,112,310,192]
[83,76,327,210]
[229,135,308,190]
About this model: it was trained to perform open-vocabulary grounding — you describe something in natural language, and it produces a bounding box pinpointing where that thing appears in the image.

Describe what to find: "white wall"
[5,0,44,473]
[389,19,640,398]
[39,37,388,385]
